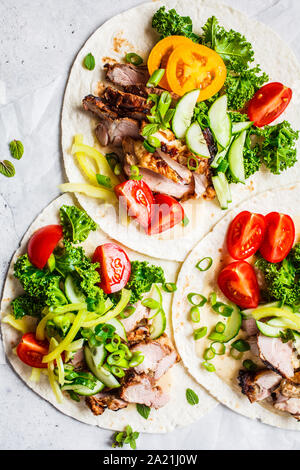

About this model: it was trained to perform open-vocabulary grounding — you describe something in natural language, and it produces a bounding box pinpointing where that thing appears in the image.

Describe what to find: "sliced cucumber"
[293,331,300,354]
[228,130,246,183]
[208,303,242,343]
[185,122,210,158]
[267,317,298,329]
[212,173,231,210]
[106,318,127,341]
[62,380,104,396]
[208,95,231,148]
[232,121,253,134]
[150,309,166,339]
[241,302,280,319]
[89,343,107,368]
[65,274,86,303]
[172,89,200,139]
[256,320,282,338]
[84,346,120,388]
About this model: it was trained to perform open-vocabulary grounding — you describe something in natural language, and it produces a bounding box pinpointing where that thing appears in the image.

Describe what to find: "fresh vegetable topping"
[83,53,95,70]
[259,212,295,263]
[186,388,199,405]
[59,205,97,243]
[126,261,165,304]
[152,7,200,42]
[9,139,24,160]
[112,425,140,450]
[125,52,143,66]
[226,211,265,260]
[92,243,131,294]
[16,333,49,368]
[114,179,154,229]
[27,225,63,269]
[0,160,15,178]
[248,82,292,127]
[218,261,259,309]
[148,194,184,235]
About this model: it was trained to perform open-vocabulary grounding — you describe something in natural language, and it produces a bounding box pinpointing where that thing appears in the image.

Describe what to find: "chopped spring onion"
[193,326,207,340]
[231,339,250,352]
[210,342,226,355]
[111,366,126,378]
[105,335,121,353]
[129,351,144,368]
[147,135,161,148]
[114,163,122,175]
[141,298,160,310]
[96,173,112,188]
[106,152,119,170]
[209,292,217,306]
[119,343,132,360]
[204,348,215,361]
[129,165,142,180]
[107,350,126,366]
[157,91,172,119]
[187,293,207,307]
[202,361,215,372]
[212,302,233,317]
[230,347,243,360]
[195,257,213,272]
[119,306,136,319]
[215,322,225,333]
[146,69,165,87]
[182,214,189,226]
[190,306,200,323]
[125,53,143,66]
[162,282,177,293]
[243,359,257,371]
[143,140,156,153]
[187,156,200,171]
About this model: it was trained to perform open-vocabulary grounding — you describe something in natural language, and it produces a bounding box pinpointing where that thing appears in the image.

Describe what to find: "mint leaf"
[0,160,15,177]
[136,403,151,419]
[84,53,95,70]
[186,388,199,405]
[9,140,24,160]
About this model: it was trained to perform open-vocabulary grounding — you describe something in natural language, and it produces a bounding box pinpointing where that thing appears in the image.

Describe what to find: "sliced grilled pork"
[95,118,140,147]
[86,392,128,416]
[104,63,149,87]
[83,94,119,120]
[68,348,85,371]
[131,334,179,380]
[242,318,259,337]
[120,302,150,333]
[273,380,300,418]
[257,334,294,378]
[127,326,150,345]
[135,167,194,199]
[119,373,169,408]
[238,369,281,403]
[156,148,192,184]
[103,86,151,120]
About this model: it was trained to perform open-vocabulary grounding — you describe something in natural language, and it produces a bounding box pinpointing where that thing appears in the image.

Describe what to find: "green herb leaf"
[9,140,24,160]
[186,388,199,405]
[84,53,95,70]
[96,173,112,188]
[0,160,15,177]
[136,403,151,419]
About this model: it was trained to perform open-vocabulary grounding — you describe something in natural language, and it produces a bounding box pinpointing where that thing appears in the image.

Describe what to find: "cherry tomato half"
[28,224,63,269]
[16,333,49,368]
[247,82,292,127]
[227,211,265,260]
[218,261,259,309]
[259,212,295,263]
[92,243,131,294]
[148,194,184,235]
[114,180,154,229]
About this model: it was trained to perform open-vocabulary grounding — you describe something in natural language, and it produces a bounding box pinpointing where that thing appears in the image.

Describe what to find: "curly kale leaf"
[225,66,269,110]
[59,205,97,244]
[152,6,200,42]
[228,111,249,123]
[126,261,165,304]
[12,294,45,319]
[254,121,299,174]
[14,254,68,307]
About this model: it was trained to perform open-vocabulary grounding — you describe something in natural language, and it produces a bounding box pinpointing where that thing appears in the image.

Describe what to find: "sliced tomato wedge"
[247,82,292,127]
[27,224,63,269]
[259,212,295,263]
[227,211,265,260]
[114,180,154,229]
[218,261,259,309]
[16,333,49,368]
[148,194,184,235]
[92,243,131,294]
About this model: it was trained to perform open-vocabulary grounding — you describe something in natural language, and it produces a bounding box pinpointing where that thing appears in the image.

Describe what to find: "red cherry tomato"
[114,180,154,229]
[148,194,184,235]
[218,261,259,309]
[28,225,63,269]
[16,333,49,368]
[227,211,265,260]
[259,212,295,263]
[92,243,131,294]
[248,82,292,127]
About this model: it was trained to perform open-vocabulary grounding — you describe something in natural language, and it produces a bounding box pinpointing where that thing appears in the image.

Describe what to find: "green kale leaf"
[12,294,45,319]
[152,6,200,42]
[59,205,97,244]
[225,65,268,111]
[126,261,165,304]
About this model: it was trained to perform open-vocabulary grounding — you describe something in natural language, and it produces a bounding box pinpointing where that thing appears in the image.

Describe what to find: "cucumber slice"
[64,274,85,303]
[172,89,200,139]
[293,331,300,354]
[89,343,107,368]
[106,318,127,341]
[84,346,120,388]
[241,302,280,318]
[256,320,282,338]
[232,121,253,134]
[62,380,104,396]
[212,173,231,210]
[267,317,298,329]
[208,95,231,148]
[208,304,242,343]
[150,309,166,339]
[228,130,246,183]
[185,122,210,158]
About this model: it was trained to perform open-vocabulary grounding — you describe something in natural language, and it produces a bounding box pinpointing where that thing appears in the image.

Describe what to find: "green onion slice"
[125,52,143,66]
[243,359,257,371]
[146,69,165,87]
[141,298,160,310]
[182,214,189,226]
[130,165,142,180]
[190,306,200,323]
[162,282,177,293]
[210,341,225,355]
[187,156,200,171]
[119,306,136,319]
[96,173,112,188]
[147,135,161,148]
[111,366,125,378]
[212,302,233,317]
[129,352,144,368]
[202,361,215,372]
[143,140,156,153]
[231,339,250,352]
[114,163,122,175]
[215,321,225,333]
[187,293,207,307]
[204,347,215,361]
[209,292,217,306]
[195,257,213,272]
[193,326,207,340]
[230,347,243,360]
[106,152,119,169]
[157,91,172,119]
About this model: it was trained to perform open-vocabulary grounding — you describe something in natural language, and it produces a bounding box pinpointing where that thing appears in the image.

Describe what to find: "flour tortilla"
[61,0,300,262]
[172,183,300,430]
[0,193,216,433]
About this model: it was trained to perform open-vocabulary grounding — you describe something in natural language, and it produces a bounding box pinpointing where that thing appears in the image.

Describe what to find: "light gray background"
[1,0,300,450]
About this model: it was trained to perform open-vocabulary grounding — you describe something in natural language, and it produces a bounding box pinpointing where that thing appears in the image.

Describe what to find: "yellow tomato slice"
[147,36,195,90]
[166,43,227,100]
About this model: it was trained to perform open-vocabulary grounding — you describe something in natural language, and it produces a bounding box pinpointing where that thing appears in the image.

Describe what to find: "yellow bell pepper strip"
[50,337,65,386]
[81,289,131,328]
[47,338,64,403]
[64,338,85,352]
[73,135,98,185]
[42,309,87,363]
[29,367,41,383]
[59,182,116,203]
[2,314,32,334]
[251,307,300,331]
[36,310,56,341]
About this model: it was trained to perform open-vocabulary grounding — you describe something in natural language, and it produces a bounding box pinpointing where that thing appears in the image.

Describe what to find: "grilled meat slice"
[156,148,192,184]
[120,302,150,333]
[119,373,169,408]
[68,348,85,371]
[127,326,150,345]
[134,167,194,199]
[86,392,128,416]
[242,318,259,337]
[273,380,300,418]
[104,63,149,87]
[257,334,294,379]
[131,334,179,380]
[238,369,281,403]
[104,86,151,120]
[83,94,118,120]
[95,117,140,147]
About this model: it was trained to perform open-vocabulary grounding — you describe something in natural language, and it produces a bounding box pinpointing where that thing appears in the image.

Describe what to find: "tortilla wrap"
[172,182,300,430]
[0,193,216,433]
[61,0,300,262]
